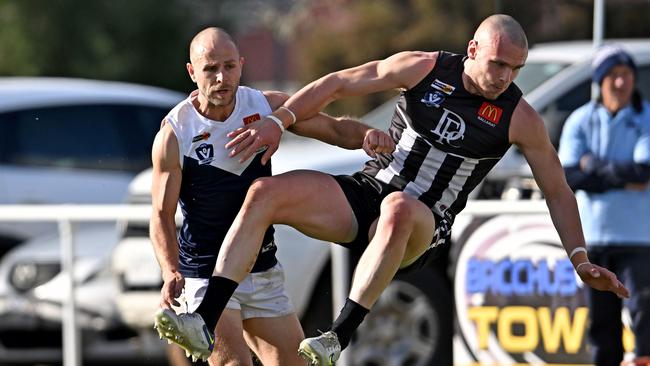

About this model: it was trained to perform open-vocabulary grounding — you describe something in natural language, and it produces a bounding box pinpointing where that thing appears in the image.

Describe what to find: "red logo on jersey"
[191,132,211,142]
[243,113,261,125]
[478,102,503,125]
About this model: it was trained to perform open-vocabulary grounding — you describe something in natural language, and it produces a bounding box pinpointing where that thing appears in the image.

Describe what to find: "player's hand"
[160,270,185,309]
[226,117,283,165]
[579,154,595,171]
[362,129,395,158]
[576,262,629,298]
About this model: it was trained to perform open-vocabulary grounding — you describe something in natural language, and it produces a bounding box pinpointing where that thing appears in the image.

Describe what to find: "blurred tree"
[287,0,484,116]
[603,0,650,38]
[497,0,650,43]
[278,0,650,116]
[0,0,195,91]
[0,0,308,92]
[1,0,648,108]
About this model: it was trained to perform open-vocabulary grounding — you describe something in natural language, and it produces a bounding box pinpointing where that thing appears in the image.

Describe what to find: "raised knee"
[247,177,282,206]
[380,192,416,223]
[249,176,274,193]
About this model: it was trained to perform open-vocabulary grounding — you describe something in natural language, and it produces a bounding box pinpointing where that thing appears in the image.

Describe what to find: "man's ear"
[186,62,196,83]
[467,39,478,59]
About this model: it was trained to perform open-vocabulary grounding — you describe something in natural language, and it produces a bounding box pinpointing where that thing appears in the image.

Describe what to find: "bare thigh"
[267,170,357,243]
[243,313,306,366]
[209,309,253,366]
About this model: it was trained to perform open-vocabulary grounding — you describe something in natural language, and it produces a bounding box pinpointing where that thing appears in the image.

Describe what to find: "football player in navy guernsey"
[163,15,630,366]
[151,27,395,365]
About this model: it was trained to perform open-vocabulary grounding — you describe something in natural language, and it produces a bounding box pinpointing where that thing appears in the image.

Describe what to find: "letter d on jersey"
[432,108,465,147]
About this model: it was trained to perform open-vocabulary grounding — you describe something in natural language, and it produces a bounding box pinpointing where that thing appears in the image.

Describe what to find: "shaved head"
[464,14,528,100]
[185,26,243,115]
[189,27,239,64]
[474,14,528,50]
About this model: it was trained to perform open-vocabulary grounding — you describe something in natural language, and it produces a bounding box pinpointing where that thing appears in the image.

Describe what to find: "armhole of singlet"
[163,116,184,170]
[406,50,448,94]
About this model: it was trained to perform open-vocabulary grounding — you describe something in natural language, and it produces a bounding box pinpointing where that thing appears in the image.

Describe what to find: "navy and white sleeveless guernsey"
[364,51,523,229]
[165,87,277,278]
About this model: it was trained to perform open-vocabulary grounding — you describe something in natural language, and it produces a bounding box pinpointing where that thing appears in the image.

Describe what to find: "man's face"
[601,64,635,113]
[188,39,243,108]
[470,36,527,100]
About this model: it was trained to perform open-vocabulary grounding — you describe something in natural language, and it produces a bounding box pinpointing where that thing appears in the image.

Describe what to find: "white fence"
[0,200,550,366]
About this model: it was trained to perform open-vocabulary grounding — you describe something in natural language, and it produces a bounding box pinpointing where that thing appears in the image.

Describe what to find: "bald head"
[189,27,239,64]
[474,14,528,50]
[185,26,243,110]
[464,14,528,100]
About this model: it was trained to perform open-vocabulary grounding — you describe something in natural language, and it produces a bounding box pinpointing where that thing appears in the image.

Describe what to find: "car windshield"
[516,61,570,94]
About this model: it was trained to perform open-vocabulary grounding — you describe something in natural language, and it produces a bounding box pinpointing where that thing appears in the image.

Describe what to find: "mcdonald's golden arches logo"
[477,102,503,125]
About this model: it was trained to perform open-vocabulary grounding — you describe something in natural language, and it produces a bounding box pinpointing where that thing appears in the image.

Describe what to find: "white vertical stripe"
[403,146,444,197]
[399,132,479,217]
[437,157,478,213]
[375,122,420,185]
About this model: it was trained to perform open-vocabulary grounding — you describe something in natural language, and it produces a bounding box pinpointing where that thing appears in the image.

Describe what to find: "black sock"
[194,276,238,331]
[330,298,370,349]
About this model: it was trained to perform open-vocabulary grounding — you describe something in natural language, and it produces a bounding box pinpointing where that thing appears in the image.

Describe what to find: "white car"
[0,77,184,254]
[0,225,169,365]
[111,39,650,366]
[0,77,184,365]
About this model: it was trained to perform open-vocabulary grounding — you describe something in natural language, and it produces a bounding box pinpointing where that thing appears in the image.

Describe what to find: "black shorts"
[331,172,450,269]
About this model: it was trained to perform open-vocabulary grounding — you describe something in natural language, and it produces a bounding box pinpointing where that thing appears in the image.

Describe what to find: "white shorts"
[183,263,295,320]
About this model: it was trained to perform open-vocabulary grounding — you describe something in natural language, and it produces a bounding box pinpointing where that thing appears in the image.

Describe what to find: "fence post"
[59,219,80,366]
[331,245,350,366]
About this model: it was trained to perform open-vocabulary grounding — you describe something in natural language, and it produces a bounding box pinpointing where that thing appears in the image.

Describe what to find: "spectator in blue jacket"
[558,44,650,366]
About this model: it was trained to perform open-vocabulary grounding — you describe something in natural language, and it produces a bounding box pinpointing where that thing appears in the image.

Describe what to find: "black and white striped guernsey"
[165,87,277,278]
[363,51,523,226]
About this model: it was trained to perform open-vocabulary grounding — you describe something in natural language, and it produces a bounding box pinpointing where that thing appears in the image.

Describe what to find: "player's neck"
[193,94,236,122]
[461,67,481,97]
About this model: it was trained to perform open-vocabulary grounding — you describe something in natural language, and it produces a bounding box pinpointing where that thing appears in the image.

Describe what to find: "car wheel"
[349,266,453,366]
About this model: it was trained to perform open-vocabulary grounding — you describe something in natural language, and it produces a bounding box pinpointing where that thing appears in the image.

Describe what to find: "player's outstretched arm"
[511,100,629,299]
[289,113,395,156]
[226,51,436,163]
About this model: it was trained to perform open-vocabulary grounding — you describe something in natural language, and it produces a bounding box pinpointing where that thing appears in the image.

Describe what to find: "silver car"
[0,225,166,365]
[0,77,184,365]
[0,77,184,253]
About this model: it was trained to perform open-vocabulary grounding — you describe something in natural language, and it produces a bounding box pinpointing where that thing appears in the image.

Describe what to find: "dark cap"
[592,44,637,85]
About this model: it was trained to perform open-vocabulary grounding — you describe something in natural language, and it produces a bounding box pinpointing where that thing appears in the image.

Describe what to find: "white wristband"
[266,114,285,133]
[575,262,591,272]
[278,106,297,126]
[569,247,587,260]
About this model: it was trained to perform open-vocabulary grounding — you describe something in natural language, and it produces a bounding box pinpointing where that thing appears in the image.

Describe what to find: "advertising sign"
[453,214,634,365]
